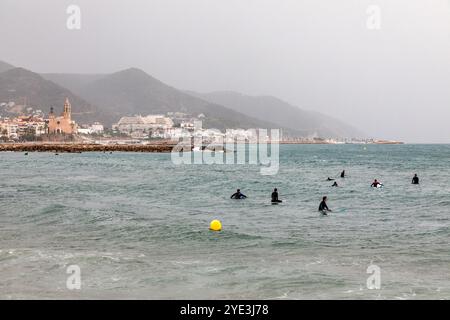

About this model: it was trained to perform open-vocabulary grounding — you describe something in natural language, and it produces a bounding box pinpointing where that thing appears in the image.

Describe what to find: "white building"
[77,128,93,135]
[113,115,174,135]
[91,122,104,134]
[0,122,18,139]
[28,122,46,136]
[180,121,195,130]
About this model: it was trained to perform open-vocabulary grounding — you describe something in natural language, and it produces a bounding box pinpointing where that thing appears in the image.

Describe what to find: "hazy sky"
[1,0,449,142]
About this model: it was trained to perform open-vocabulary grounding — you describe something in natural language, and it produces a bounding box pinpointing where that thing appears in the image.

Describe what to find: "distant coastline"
[280,139,404,145]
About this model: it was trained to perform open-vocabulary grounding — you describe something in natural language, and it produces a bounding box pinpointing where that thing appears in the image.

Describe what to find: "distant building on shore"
[48,98,77,134]
[0,115,46,140]
[77,122,104,135]
[112,115,174,138]
[91,122,104,134]
[0,120,19,139]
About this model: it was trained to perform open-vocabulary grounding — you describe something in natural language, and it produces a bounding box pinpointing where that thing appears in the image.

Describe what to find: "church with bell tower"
[47,98,77,134]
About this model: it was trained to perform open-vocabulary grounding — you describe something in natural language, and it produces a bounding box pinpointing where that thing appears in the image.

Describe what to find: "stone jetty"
[0,143,176,153]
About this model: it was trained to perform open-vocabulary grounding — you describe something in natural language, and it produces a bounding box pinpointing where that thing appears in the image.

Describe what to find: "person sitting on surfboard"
[340,170,345,178]
[318,196,331,214]
[271,188,282,203]
[231,189,247,199]
[371,179,382,188]
[412,174,419,185]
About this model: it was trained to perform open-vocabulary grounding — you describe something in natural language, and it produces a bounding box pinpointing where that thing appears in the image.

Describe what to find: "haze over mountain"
[0,61,14,73]
[1,60,364,137]
[42,68,364,136]
[1,63,291,132]
[189,91,365,138]
[0,67,101,124]
[69,68,292,130]
[42,73,106,96]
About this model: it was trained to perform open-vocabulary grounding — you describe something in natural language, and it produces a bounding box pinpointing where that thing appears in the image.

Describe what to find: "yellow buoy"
[210,219,222,231]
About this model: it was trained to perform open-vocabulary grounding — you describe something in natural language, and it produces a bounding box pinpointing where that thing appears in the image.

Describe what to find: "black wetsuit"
[371,182,381,188]
[332,182,338,187]
[412,176,419,185]
[341,171,345,178]
[271,191,282,203]
[318,201,329,212]
[231,192,247,199]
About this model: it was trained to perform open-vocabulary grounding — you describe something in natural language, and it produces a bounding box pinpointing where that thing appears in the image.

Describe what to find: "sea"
[0,144,449,299]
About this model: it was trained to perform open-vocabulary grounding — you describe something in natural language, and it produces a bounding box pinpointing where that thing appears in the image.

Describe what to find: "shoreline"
[280,141,404,145]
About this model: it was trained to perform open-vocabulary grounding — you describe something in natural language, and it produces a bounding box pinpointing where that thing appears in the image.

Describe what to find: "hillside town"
[0,98,402,145]
[0,98,198,142]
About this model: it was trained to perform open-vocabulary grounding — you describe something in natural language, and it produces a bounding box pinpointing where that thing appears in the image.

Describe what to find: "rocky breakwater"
[0,143,176,153]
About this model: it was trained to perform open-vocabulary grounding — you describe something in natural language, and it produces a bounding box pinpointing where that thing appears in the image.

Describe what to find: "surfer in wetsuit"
[341,170,345,178]
[327,177,334,181]
[371,179,382,188]
[331,181,338,187]
[231,189,247,199]
[318,196,331,214]
[412,174,419,185]
[271,188,282,203]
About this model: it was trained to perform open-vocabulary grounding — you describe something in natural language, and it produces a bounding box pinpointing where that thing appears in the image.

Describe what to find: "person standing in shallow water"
[412,174,419,185]
[271,188,282,203]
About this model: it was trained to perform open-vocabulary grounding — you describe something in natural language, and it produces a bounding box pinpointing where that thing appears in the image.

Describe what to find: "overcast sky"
[1,0,449,142]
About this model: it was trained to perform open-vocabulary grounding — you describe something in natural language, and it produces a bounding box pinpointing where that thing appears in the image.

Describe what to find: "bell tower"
[49,107,55,119]
[63,98,71,120]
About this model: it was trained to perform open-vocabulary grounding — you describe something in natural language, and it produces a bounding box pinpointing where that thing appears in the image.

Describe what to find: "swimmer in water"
[318,196,331,214]
[331,181,338,187]
[371,179,382,188]
[271,188,282,203]
[327,177,335,181]
[341,170,345,178]
[412,174,419,185]
[231,189,247,199]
